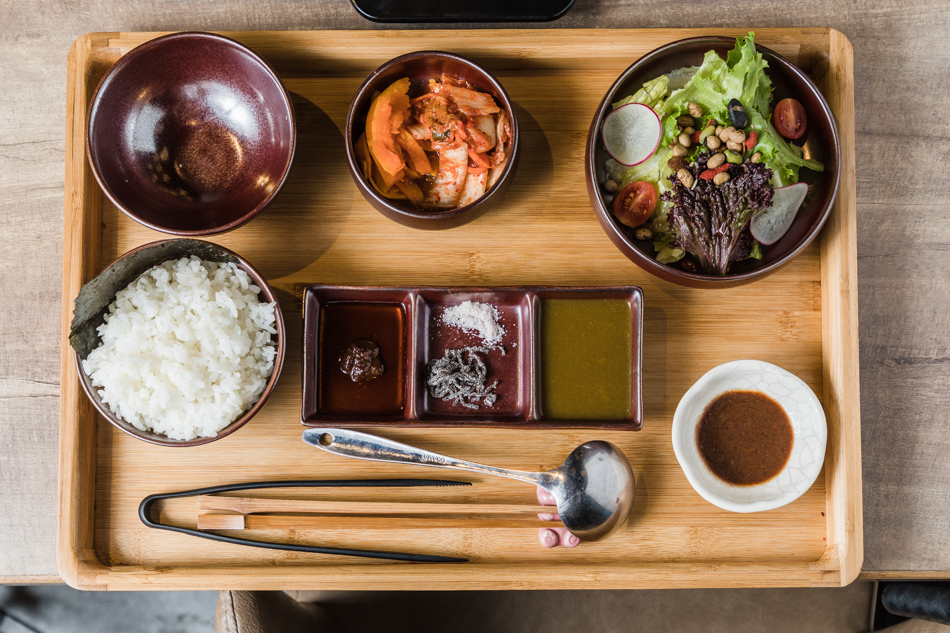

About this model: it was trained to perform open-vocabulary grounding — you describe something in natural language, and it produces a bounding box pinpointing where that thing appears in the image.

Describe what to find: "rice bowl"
[81,256,278,441]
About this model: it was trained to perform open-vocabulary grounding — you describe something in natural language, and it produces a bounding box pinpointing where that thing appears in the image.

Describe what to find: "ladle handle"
[302,428,546,487]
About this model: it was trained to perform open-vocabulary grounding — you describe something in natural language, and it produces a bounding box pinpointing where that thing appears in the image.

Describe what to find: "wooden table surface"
[1,0,948,583]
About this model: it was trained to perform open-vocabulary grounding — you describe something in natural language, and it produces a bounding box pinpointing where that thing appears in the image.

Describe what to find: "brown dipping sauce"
[696,390,793,486]
[319,303,405,416]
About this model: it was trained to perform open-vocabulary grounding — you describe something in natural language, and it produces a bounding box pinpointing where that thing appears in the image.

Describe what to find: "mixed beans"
[669,101,760,188]
[599,98,764,242]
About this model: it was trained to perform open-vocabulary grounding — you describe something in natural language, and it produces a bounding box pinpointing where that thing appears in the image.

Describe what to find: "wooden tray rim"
[58,27,861,590]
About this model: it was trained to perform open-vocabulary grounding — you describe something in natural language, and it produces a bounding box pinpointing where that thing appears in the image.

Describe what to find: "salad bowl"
[586,36,840,288]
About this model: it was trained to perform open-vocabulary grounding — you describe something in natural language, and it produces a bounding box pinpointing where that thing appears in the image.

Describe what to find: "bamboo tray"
[59,28,860,590]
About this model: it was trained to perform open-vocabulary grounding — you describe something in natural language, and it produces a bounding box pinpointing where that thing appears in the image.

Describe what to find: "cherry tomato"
[773,98,807,140]
[613,181,657,228]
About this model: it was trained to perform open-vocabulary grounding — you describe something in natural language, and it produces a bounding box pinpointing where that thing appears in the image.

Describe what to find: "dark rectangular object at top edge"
[349,0,575,23]
[301,285,643,431]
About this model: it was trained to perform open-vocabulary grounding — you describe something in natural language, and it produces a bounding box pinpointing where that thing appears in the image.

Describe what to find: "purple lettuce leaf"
[661,161,774,275]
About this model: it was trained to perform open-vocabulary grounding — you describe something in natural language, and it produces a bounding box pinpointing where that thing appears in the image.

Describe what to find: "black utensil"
[139,479,471,563]
[349,0,575,23]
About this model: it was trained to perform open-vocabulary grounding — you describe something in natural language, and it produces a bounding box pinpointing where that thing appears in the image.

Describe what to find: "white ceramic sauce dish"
[671,359,827,513]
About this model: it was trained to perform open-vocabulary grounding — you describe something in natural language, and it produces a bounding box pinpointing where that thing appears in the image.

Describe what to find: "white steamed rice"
[82,256,278,441]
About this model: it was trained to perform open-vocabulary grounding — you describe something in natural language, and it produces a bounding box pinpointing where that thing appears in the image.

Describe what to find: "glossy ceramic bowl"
[586,36,841,288]
[345,51,519,230]
[671,360,827,512]
[71,239,286,447]
[86,32,296,235]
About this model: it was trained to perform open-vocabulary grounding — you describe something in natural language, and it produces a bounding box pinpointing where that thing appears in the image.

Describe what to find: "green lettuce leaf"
[660,49,731,122]
[659,114,682,150]
[723,33,772,115]
[747,107,824,186]
[606,148,674,193]
[657,32,822,186]
[613,75,669,111]
[748,241,763,260]
[661,33,770,122]
[651,202,685,263]
[656,246,685,264]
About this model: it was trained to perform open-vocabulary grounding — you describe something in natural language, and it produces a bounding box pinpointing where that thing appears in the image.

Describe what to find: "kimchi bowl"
[345,51,520,230]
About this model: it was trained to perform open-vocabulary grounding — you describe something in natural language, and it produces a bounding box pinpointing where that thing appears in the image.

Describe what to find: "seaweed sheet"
[68,239,237,359]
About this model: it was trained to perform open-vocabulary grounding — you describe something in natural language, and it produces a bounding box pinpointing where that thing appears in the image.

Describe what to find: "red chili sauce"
[696,390,793,486]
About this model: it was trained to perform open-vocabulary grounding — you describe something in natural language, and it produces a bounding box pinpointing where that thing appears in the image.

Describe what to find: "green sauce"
[539,299,631,419]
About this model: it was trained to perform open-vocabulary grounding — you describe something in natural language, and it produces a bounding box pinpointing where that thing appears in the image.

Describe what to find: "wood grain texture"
[57,28,854,591]
[2,0,949,584]
[818,28,863,589]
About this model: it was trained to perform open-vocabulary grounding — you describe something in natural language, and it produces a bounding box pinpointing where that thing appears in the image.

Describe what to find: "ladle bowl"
[302,428,635,541]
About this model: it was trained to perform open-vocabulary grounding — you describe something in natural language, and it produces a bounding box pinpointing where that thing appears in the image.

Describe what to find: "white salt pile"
[441,301,505,345]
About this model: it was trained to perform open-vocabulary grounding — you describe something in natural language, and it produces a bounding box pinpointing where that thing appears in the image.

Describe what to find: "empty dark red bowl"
[345,51,520,230]
[586,36,840,288]
[86,32,296,235]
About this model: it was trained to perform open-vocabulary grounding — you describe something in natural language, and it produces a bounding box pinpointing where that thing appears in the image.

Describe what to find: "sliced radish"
[750,182,809,246]
[601,103,662,167]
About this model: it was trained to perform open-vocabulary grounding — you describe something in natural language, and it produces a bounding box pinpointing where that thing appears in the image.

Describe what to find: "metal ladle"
[302,428,635,541]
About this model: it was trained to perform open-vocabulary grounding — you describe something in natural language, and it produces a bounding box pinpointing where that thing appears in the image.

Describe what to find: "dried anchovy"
[426,346,499,409]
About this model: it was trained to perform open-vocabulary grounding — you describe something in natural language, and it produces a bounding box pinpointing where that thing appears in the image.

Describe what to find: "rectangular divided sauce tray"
[59,28,860,590]
[301,286,643,428]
